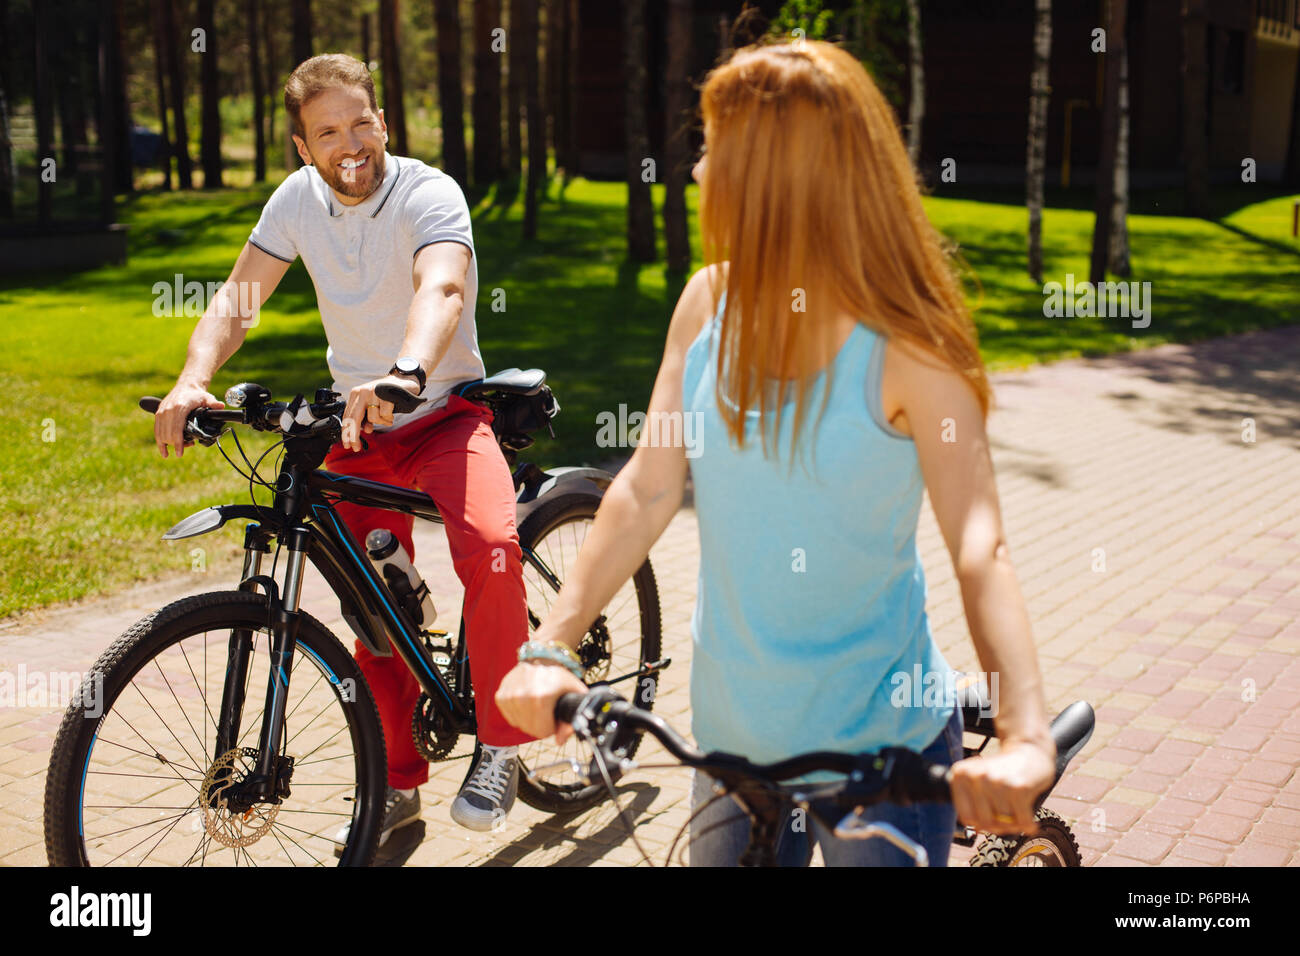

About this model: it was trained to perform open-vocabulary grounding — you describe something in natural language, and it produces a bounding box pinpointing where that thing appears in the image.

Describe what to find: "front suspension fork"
[212,523,308,803]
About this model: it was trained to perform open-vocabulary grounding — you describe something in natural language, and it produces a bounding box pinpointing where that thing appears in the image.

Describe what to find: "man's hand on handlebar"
[155,381,224,459]
[341,375,422,452]
[495,660,589,745]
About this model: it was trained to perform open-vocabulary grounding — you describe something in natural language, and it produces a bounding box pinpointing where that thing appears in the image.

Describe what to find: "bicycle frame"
[178,428,612,808]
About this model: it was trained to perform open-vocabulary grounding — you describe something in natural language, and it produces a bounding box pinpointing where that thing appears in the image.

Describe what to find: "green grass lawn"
[1,175,1297,618]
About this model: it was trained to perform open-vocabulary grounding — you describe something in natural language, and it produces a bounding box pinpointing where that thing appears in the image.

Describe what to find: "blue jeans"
[688,707,964,867]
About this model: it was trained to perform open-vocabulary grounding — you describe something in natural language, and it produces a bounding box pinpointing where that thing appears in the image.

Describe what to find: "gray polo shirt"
[248,153,485,430]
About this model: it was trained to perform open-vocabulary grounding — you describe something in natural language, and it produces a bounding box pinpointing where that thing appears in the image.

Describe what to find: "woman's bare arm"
[495,266,717,739]
[889,339,1055,835]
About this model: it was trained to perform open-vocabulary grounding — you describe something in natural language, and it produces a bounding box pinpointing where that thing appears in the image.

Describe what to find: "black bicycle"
[44,370,664,866]
[543,679,1095,867]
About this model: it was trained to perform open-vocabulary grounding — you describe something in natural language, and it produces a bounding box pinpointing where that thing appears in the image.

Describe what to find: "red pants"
[323,394,532,789]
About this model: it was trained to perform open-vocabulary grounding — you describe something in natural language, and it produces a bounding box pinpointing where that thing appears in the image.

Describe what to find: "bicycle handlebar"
[140,382,429,447]
[554,689,952,805]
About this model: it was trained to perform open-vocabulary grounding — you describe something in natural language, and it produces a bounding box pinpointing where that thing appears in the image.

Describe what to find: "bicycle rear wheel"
[514,487,662,814]
[44,590,387,866]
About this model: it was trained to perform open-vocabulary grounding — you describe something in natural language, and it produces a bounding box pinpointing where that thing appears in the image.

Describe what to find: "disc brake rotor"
[199,747,279,849]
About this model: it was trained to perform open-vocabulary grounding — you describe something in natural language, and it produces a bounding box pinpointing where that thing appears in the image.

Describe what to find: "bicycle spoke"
[96,809,196,864]
[153,658,206,768]
[280,701,334,750]
[129,679,204,777]
[87,770,203,783]
[269,823,326,868]
[177,639,219,752]
[133,797,198,867]
[291,722,350,765]
[97,725,203,785]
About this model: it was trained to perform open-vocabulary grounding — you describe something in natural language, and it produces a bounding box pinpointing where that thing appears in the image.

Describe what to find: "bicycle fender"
[161,505,275,540]
[515,467,613,525]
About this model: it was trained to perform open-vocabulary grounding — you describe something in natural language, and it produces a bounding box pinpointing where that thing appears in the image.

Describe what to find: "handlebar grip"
[555,693,586,725]
[375,383,424,414]
[908,764,953,803]
[140,396,162,414]
[873,749,952,805]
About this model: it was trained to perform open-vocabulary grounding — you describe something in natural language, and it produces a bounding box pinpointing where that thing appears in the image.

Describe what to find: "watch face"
[396,358,420,374]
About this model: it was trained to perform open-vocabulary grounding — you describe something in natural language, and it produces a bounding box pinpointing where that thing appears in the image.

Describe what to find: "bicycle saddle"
[453,368,547,399]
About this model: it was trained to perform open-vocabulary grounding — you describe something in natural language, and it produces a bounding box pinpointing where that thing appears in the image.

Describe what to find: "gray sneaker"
[450,745,518,832]
[333,786,421,856]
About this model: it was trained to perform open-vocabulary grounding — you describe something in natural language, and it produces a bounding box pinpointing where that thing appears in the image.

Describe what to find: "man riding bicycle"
[153,54,531,845]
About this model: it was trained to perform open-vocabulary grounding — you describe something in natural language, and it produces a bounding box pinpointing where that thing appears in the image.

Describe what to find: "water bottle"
[365,529,437,629]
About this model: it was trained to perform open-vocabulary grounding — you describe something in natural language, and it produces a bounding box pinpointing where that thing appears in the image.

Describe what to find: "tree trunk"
[198,0,223,188]
[663,0,692,273]
[905,0,923,170]
[434,0,467,185]
[54,23,85,183]
[507,0,523,177]
[1108,43,1130,277]
[261,8,286,169]
[545,0,564,167]
[1090,0,1125,284]
[1025,0,1051,283]
[564,0,579,175]
[361,9,372,66]
[161,0,193,188]
[624,0,655,262]
[151,0,172,190]
[95,0,118,221]
[107,0,133,194]
[34,0,54,222]
[523,0,543,237]
[472,0,503,185]
[0,0,12,217]
[248,0,266,182]
[1286,37,1300,188]
[288,0,312,168]
[1181,0,1209,216]
[0,84,11,216]
[379,0,407,156]
[292,0,313,65]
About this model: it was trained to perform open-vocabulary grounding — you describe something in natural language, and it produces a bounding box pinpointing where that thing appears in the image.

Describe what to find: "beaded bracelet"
[517,640,584,680]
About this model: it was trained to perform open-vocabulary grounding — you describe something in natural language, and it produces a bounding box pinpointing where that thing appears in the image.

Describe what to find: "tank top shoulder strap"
[858,324,912,440]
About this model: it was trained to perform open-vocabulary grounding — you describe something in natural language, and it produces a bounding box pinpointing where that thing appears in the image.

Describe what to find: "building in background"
[575,0,1300,188]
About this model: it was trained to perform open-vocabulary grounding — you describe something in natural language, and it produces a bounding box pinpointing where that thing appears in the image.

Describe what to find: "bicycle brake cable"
[667,788,745,868]
[588,735,657,867]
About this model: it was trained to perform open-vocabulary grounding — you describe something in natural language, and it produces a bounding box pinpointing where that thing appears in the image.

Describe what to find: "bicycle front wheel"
[44,590,388,866]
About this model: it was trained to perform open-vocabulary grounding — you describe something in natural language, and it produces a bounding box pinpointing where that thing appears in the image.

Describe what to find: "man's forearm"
[398,284,464,377]
[178,285,255,389]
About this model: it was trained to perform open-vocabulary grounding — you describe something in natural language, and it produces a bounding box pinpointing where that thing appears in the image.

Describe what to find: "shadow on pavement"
[480,783,663,867]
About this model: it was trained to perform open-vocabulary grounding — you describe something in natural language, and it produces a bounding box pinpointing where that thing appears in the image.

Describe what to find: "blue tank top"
[683,293,955,766]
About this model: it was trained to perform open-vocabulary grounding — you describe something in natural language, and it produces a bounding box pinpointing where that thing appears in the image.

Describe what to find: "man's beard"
[315,147,386,200]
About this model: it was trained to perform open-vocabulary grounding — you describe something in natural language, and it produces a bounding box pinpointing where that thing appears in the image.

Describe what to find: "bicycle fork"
[210,522,307,806]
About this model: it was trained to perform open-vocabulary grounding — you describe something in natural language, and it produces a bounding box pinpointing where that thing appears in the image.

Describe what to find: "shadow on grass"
[1209,219,1300,260]
[928,183,1300,220]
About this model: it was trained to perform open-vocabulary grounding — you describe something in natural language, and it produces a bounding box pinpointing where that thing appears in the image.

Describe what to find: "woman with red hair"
[497,40,1055,866]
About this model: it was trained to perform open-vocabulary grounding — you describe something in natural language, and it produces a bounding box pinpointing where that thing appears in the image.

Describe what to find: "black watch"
[389,357,426,394]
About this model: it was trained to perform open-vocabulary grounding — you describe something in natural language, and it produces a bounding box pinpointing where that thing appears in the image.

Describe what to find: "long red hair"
[697,40,991,454]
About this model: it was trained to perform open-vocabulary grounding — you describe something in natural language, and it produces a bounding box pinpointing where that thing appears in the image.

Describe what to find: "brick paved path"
[3,327,1298,866]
